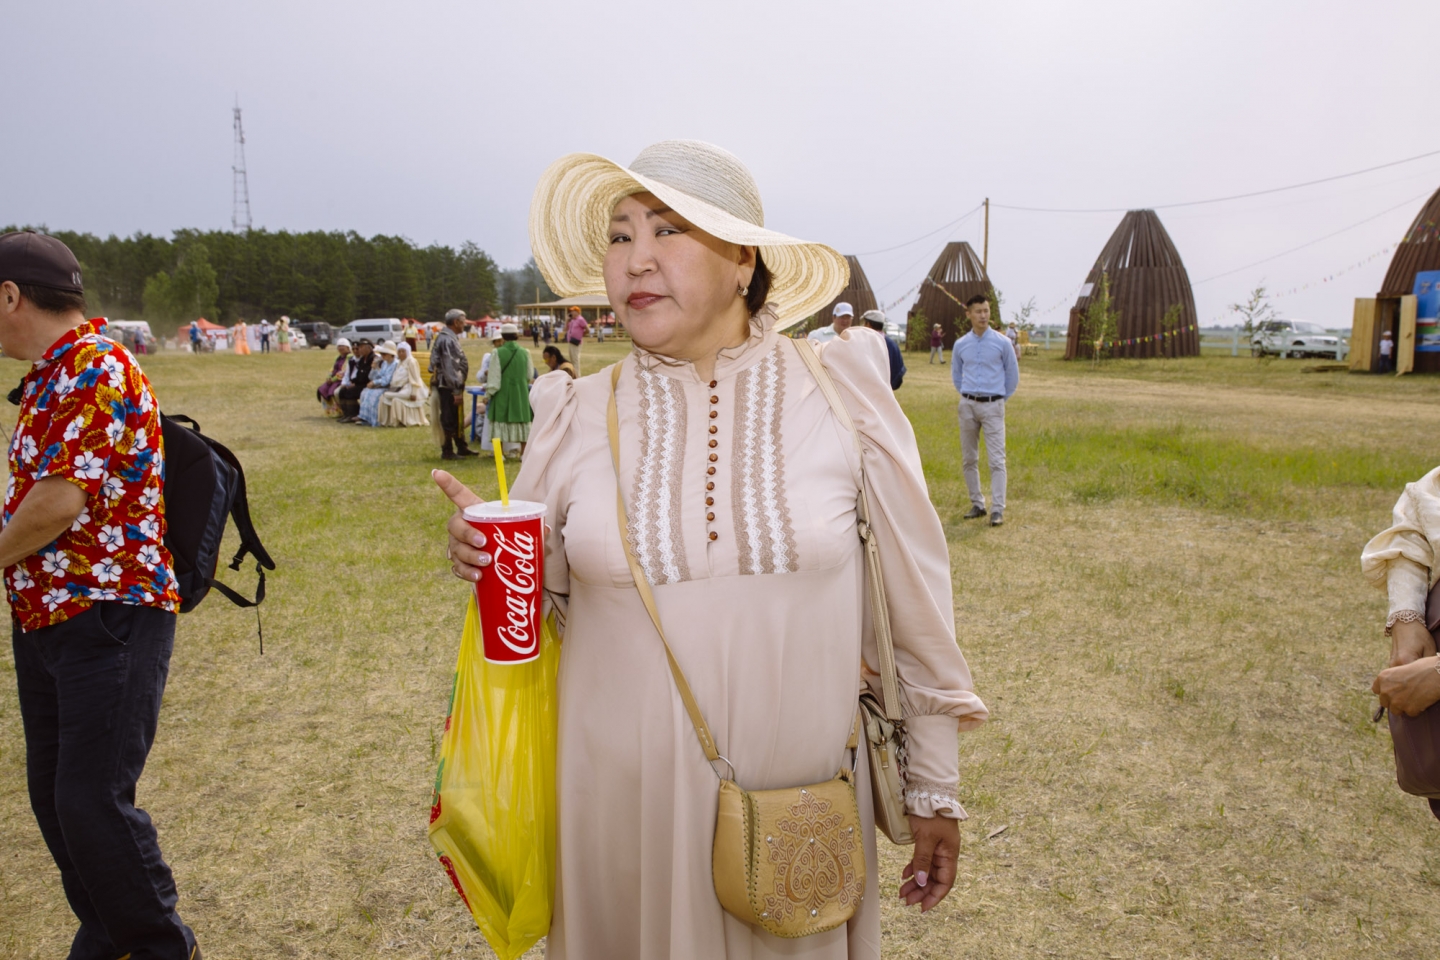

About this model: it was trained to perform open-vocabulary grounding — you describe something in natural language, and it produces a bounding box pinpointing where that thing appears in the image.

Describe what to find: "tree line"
[3,226,557,336]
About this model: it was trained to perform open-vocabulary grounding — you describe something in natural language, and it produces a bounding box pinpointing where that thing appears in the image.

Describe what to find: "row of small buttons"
[706,380,718,542]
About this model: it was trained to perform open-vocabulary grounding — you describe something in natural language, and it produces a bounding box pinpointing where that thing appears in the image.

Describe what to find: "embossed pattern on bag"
[757,784,864,926]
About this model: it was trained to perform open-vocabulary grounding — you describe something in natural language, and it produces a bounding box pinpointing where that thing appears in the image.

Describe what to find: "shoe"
[990,511,1004,526]
[962,505,987,520]
[455,448,481,458]
[441,451,459,461]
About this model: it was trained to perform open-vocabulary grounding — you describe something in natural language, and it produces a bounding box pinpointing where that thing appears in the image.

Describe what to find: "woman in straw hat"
[435,140,986,958]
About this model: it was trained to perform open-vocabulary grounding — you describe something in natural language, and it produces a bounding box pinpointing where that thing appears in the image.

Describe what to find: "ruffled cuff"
[904,777,967,820]
[901,714,964,819]
[1387,609,1426,636]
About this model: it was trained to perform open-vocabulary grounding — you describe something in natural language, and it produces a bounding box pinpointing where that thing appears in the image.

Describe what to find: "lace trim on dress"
[732,343,798,575]
[1387,609,1426,636]
[903,777,966,820]
[629,365,690,584]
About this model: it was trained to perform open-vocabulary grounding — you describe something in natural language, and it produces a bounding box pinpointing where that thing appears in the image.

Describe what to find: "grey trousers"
[960,397,1006,512]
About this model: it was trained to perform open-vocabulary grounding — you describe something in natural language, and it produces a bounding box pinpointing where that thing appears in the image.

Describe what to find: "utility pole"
[232,98,253,232]
[982,197,990,274]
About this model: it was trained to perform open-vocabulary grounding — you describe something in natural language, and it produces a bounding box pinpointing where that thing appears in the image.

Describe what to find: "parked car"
[1251,320,1345,359]
[336,318,405,344]
[293,321,334,348]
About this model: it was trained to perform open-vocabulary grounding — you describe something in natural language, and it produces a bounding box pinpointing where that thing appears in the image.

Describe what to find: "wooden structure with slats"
[1351,186,1440,374]
[1064,210,1199,360]
[906,242,993,350]
[797,255,876,335]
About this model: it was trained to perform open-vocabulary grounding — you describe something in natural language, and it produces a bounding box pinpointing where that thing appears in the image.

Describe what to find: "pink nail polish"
[916,871,928,887]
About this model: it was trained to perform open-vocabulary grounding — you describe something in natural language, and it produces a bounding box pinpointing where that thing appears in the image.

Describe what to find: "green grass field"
[3,343,1439,958]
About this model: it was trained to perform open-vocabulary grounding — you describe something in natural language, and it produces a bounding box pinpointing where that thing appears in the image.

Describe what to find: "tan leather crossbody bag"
[607,362,865,938]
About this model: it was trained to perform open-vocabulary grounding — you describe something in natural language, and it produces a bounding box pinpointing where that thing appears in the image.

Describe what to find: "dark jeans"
[439,390,468,453]
[13,602,195,960]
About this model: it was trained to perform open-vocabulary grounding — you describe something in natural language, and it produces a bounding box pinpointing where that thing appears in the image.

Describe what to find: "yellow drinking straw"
[492,438,510,508]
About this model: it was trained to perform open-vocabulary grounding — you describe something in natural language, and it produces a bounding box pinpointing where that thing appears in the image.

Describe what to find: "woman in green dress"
[484,322,536,455]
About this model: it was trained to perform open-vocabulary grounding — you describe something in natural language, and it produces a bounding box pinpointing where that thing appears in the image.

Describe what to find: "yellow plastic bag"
[429,596,560,959]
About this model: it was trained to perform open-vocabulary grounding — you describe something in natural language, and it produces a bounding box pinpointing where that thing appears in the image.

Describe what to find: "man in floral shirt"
[0,232,199,960]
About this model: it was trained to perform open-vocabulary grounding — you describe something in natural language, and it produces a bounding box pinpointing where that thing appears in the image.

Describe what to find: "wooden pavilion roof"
[1064,210,1199,360]
[1379,186,1440,298]
[906,242,992,348]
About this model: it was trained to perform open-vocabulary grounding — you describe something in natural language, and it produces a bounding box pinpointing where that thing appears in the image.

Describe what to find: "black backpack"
[161,414,275,640]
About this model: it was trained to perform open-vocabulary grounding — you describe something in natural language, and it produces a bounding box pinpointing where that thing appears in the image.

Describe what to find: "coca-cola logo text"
[489,526,539,656]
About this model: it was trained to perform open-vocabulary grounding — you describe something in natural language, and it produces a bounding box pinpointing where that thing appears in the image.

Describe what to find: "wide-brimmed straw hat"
[376,341,398,357]
[529,140,848,330]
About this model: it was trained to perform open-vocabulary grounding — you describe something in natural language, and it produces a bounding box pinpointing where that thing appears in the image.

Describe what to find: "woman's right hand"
[1374,656,1440,717]
[1390,619,1437,667]
[433,470,490,582]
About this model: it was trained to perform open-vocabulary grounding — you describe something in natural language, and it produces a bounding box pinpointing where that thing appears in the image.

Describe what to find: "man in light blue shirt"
[951,294,1019,525]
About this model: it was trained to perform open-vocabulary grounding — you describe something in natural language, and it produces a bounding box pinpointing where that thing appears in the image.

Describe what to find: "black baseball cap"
[0,230,84,294]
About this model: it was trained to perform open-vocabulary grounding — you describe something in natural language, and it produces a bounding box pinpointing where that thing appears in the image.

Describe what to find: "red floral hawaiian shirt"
[4,319,180,631]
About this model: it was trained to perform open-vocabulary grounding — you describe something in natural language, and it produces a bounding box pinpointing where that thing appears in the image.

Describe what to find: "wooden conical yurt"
[907,242,993,350]
[1351,187,1440,373]
[1064,210,1199,360]
[1379,187,1440,297]
[802,255,876,332]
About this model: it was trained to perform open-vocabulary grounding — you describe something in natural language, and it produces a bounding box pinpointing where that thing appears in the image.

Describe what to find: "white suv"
[1251,320,1344,359]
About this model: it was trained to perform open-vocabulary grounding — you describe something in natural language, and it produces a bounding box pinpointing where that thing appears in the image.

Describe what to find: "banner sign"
[1416,271,1440,353]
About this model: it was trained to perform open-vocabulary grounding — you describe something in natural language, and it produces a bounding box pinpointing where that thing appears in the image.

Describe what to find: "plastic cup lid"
[463,500,547,522]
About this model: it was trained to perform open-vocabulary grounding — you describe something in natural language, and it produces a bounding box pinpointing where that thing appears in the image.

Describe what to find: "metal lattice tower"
[231,99,252,232]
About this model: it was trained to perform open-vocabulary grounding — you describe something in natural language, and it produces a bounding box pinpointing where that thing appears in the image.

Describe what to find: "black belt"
[962,393,1003,403]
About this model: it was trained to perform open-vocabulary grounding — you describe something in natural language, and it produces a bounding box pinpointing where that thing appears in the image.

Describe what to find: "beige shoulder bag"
[792,338,915,846]
[607,363,865,939]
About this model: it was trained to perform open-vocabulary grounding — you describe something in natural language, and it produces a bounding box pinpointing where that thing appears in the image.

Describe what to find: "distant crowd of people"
[316,337,430,427]
[315,309,578,459]
[187,315,294,354]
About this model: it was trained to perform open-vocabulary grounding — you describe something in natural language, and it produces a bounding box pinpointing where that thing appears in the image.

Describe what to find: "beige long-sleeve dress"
[511,309,987,959]
[1361,465,1440,624]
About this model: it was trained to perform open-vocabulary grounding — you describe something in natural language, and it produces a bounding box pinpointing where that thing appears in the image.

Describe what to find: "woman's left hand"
[899,815,959,912]
[1374,656,1440,717]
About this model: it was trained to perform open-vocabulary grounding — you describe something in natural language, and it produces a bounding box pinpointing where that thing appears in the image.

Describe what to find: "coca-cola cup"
[462,500,547,664]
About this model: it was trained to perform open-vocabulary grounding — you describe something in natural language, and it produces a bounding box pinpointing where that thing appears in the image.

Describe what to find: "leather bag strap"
[608,362,723,764]
[792,338,903,722]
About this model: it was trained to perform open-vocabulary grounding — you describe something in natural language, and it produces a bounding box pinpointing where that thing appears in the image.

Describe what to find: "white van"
[336,318,405,343]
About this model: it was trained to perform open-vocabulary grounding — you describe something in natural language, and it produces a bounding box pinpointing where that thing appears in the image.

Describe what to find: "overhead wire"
[991,147,1440,214]
[854,203,984,256]
[1191,189,1432,285]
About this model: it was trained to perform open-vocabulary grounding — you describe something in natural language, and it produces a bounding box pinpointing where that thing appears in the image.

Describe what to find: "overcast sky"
[6,0,1438,329]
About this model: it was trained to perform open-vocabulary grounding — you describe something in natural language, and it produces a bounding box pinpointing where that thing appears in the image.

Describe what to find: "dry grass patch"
[1,345,1437,958]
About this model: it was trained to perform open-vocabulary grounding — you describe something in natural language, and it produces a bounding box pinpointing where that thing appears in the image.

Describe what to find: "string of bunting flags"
[1092,323,1200,350]
[1269,243,1394,298]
